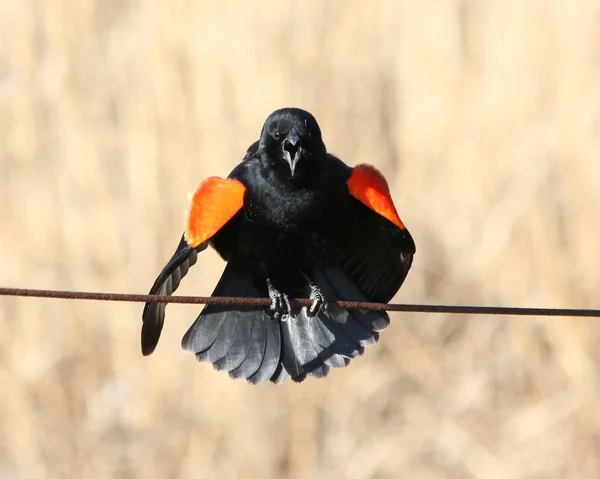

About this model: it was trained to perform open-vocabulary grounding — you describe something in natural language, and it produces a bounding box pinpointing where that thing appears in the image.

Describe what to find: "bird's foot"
[307,282,327,317]
[266,279,291,321]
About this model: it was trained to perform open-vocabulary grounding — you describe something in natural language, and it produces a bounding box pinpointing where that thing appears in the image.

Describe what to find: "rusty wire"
[0,287,598,317]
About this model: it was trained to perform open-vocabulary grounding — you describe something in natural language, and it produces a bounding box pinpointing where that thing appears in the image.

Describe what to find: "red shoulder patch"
[184,177,246,248]
[347,164,406,230]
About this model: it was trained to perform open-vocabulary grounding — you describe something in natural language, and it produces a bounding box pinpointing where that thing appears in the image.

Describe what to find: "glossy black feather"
[247,317,281,384]
[141,107,415,384]
[338,200,415,304]
[141,236,205,355]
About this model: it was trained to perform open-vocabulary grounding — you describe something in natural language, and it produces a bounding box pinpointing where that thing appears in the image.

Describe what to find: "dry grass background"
[1,0,600,478]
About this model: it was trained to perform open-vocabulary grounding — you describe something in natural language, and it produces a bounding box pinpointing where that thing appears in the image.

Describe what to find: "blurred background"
[1,1,600,478]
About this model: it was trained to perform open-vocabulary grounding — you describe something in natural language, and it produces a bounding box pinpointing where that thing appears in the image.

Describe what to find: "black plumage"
[141,107,415,384]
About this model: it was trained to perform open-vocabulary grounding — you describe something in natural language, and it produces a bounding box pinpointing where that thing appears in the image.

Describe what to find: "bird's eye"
[272,130,280,140]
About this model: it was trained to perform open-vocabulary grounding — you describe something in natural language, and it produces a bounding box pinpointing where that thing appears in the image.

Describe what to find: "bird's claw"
[266,279,291,321]
[307,282,327,317]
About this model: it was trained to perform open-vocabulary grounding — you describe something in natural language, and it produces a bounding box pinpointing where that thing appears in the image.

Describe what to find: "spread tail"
[181,264,390,384]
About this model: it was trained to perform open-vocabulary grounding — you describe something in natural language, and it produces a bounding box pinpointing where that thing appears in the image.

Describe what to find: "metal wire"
[0,287,599,317]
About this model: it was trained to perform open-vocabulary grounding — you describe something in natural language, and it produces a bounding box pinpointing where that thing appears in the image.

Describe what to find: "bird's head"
[258,108,327,179]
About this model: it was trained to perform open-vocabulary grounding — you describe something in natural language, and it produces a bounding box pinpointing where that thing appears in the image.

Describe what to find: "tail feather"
[270,363,289,385]
[287,313,330,379]
[312,269,381,347]
[308,317,350,368]
[247,319,281,384]
[279,319,306,382]
[268,265,391,382]
[211,312,255,372]
[325,307,375,349]
[194,310,241,363]
[311,311,363,359]
[182,306,229,354]
[314,268,390,332]
[181,263,391,384]
[274,267,389,381]
[229,315,266,380]
[182,262,281,383]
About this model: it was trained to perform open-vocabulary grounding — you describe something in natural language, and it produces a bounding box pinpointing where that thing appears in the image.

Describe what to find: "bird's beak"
[282,128,301,176]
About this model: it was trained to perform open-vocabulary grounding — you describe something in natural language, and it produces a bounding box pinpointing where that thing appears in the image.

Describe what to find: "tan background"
[1,1,600,478]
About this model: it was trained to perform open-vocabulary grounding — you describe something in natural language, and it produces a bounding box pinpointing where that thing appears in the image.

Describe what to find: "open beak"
[282,128,301,176]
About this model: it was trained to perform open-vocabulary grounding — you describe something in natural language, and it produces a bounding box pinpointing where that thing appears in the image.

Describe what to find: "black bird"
[141,107,415,384]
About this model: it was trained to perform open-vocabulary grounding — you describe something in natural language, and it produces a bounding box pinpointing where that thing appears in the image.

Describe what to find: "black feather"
[280,319,306,382]
[194,309,241,363]
[340,205,415,303]
[308,316,349,368]
[286,310,330,379]
[141,108,415,385]
[247,317,281,384]
[212,311,256,372]
[229,313,266,380]
[181,262,274,381]
[141,236,205,356]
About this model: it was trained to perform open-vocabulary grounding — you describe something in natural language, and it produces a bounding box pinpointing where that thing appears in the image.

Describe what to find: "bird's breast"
[233,186,333,270]
[245,184,323,229]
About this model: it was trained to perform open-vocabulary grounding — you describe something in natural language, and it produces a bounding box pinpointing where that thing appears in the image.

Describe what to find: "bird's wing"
[341,163,416,303]
[141,177,246,355]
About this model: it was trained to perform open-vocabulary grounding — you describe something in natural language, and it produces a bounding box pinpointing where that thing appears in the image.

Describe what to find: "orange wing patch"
[347,164,406,230]
[184,177,246,248]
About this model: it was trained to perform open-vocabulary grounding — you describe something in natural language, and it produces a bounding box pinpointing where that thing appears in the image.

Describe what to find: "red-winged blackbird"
[141,108,415,384]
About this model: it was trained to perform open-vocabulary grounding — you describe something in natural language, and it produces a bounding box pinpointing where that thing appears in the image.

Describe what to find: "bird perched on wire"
[141,107,416,384]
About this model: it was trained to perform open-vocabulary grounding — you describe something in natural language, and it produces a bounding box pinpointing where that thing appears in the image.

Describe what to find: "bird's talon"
[283,293,292,313]
[266,279,291,320]
[307,282,327,317]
